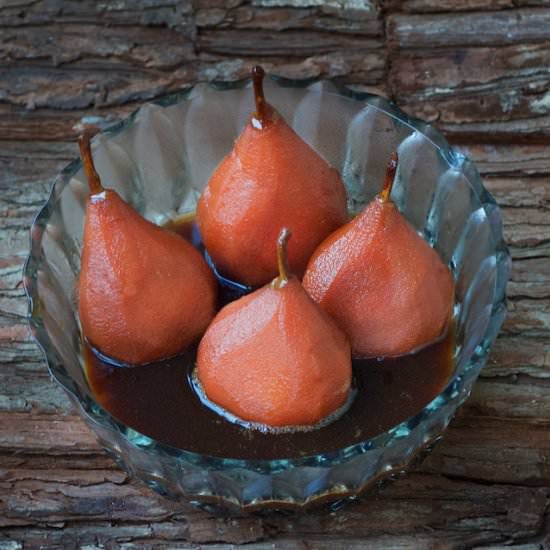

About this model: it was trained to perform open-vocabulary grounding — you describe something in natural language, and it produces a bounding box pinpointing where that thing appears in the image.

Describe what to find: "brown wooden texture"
[1,1,549,548]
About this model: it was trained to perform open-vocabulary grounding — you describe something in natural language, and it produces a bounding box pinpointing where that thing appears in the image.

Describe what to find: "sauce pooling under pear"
[84,218,455,460]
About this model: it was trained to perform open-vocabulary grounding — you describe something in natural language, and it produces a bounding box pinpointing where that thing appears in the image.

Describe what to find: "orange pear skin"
[77,130,217,365]
[197,230,352,427]
[196,67,347,287]
[79,191,217,365]
[303,155,454,358]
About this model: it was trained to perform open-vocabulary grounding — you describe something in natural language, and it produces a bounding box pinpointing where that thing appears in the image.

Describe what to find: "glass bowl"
[23,76,511,513]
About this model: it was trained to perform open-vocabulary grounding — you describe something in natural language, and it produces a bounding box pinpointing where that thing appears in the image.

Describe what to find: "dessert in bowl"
[24,72,510,512]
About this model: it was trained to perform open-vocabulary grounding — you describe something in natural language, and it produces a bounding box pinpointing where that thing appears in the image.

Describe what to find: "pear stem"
[379,151,398,203]
[78,128,104,196]
[272,228,291,289]
[252,65,267,125]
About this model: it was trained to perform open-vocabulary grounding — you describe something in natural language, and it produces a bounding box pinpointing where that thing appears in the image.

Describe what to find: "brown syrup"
[84,218,455,460]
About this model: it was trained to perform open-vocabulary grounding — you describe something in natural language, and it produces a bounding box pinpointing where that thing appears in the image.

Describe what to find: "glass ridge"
[23,75,511,512]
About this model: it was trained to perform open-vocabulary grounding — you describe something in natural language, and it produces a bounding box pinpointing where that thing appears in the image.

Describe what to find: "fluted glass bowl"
[24,76,510,512]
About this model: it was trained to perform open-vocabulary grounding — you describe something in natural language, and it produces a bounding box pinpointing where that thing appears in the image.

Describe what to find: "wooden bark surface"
[1,1,549,548]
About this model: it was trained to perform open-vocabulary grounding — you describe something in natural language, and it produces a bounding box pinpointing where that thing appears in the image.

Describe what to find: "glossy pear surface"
[197,277,352,427]
[197,110,348,287]
[303,197,454,358]
[79,190,217,365]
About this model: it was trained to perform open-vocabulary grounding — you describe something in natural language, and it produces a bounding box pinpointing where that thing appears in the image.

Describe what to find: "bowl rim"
[23,74,511,474]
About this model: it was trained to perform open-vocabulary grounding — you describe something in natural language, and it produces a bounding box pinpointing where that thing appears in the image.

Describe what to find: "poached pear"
[196,66,348,288]
[303,153,454,358]
[197,229,352,428]
[78,129,217,365]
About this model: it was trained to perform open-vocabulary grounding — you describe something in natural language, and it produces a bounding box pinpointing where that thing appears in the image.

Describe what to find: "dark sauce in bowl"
[84,217,455,460]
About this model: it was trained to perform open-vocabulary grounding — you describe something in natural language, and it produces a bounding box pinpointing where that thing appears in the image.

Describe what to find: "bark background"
[1,0,550,548]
